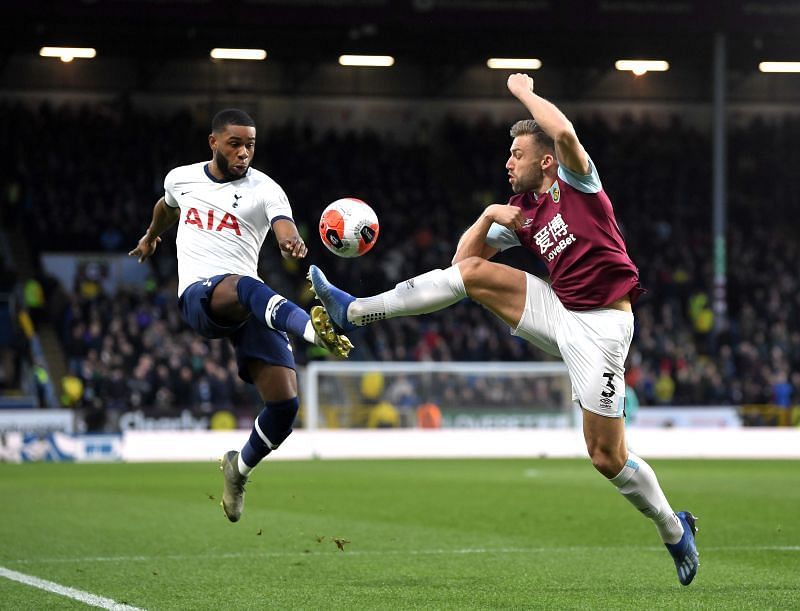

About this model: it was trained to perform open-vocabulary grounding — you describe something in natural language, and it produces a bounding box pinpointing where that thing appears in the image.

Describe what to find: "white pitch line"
[0,566,145,611]
[5,544,799,566]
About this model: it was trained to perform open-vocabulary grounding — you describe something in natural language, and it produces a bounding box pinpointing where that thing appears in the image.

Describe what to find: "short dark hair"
[211,108,255,133]
[510,119,554,152]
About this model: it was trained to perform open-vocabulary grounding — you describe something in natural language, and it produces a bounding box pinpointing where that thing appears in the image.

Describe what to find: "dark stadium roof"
[4,1,800,102]
[4,0,800,67]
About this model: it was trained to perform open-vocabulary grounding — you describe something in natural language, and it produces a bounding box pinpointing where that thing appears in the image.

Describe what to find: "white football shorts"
[511,273,634,418]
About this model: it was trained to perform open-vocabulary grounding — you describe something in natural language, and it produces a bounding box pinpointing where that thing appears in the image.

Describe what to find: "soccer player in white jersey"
[308,76,699,585]
[129,109,352,523]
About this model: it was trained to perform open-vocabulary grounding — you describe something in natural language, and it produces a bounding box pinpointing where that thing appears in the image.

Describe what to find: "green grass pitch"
[1,458,799,609]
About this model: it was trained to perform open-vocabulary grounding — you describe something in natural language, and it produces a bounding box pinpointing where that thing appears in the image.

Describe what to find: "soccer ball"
[318,197,380,258]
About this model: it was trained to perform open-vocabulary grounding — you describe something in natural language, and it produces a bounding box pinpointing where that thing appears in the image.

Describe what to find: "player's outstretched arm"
[506,73,590,176]
[128,197,180,263]
[272,218,308,259]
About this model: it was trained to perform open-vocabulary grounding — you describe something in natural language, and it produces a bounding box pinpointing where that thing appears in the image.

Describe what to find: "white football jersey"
[163,162,294,296]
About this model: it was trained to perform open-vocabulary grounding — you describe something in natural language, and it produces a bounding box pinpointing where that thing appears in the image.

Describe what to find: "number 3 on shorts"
[601,372,616,398]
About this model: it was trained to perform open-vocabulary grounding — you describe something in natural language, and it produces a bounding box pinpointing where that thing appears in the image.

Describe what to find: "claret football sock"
[238,397,300,475]
[349,266,467,325]
[609,452,684,544]
[237,276,310,339]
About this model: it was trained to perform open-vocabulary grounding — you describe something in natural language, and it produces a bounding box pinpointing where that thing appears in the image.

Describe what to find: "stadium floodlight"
[759,61,800,73]
[210,48,267,60]
[486,58,542,70]
[338,54,395,67]
[39,47,96,62]
[615,59,669,76]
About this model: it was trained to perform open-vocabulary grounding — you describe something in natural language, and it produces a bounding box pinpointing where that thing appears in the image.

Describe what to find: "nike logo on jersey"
[181,191,191,195]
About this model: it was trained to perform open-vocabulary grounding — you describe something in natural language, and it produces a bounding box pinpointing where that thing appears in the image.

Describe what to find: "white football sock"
[349,267,467,326]
[610,452,684,544]
[237,453,253,476]
[302,320,317,345]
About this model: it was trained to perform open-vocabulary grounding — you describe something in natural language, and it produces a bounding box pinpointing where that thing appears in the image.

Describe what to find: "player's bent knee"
[216,273,242,295]
[586,435,628,478]
[209,274,249,321]
[587,446,626,478]
[458,258,511,298]
[458,258,524,293]
[456,256,489,286]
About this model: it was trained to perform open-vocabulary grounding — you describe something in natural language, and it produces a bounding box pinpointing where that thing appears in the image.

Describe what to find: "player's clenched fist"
[507,73,534,98]
[483,203,525,231]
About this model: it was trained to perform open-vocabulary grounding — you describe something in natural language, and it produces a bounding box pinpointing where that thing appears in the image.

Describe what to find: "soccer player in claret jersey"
[309,75,699,585]
[129,108,353,523]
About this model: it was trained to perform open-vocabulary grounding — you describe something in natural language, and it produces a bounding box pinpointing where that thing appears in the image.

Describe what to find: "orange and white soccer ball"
[318,197,380,258]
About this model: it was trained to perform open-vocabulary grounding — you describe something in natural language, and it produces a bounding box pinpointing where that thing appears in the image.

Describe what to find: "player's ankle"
[348,296,385,326]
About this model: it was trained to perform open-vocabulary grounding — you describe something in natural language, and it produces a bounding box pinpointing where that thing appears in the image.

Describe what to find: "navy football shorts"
[178,274,296,383]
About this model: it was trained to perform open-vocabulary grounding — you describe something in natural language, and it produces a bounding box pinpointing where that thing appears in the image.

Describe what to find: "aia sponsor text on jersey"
[184,208,242,236]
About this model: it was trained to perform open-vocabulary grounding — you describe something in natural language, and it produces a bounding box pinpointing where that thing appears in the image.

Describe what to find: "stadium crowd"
[2,100,799,417]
